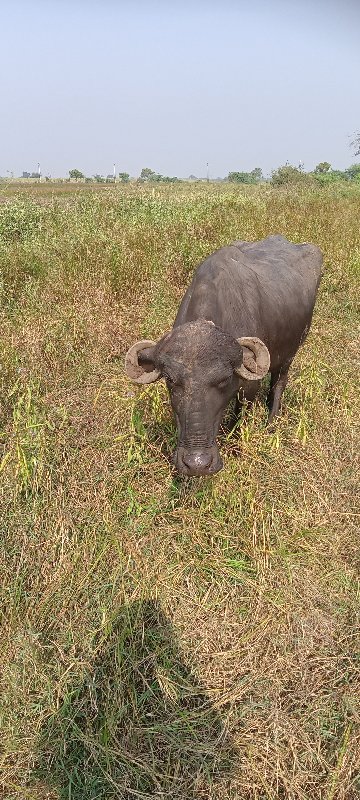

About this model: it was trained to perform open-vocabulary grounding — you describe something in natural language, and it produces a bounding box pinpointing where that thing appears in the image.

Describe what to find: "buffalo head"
[125,320,270,476]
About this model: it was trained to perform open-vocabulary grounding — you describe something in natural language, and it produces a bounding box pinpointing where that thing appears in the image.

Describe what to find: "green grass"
[0,182,359,799]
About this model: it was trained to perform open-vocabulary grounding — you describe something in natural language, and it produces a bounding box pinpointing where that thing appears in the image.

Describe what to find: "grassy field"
[0,181,359,799]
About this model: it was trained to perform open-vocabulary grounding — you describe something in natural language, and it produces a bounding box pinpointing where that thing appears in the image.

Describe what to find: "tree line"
[63,161,360,185]
[66,167,180,183]
[15,135,360,185]
[270,161,360,186]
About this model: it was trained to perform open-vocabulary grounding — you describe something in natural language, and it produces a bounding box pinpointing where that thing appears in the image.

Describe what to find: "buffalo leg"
[267,364,291,424]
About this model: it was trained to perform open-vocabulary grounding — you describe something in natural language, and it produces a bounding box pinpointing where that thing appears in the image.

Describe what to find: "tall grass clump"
[0,181,359,799]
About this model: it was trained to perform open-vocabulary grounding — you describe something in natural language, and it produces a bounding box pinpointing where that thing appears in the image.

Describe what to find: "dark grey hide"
[125,235,322,476]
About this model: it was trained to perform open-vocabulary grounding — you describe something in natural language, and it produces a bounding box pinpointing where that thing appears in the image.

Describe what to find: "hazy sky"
[1,0,359,179]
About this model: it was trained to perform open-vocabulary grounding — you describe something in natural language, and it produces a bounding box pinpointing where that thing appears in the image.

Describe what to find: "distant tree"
[69,168,84,180]
[344,163,360,181]
[161,175,179,183]
[118,172,130,183]
[330,170,348,180]
[22,171,31,178]
[188,174,197,180]
[271,164,309,186]
[228,171,255,183]
[93,174,105,183]
[140,167,155,181]
[250,167,263,182]
[312,170,347,185]
[314,162,331,174]
[138,168,179,183]
[350,133,360,156]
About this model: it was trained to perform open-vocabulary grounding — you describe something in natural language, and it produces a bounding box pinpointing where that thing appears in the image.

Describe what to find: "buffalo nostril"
[182,450,213,470]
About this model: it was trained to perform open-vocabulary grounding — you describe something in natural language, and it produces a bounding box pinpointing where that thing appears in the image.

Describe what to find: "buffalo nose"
[181,450,213,474]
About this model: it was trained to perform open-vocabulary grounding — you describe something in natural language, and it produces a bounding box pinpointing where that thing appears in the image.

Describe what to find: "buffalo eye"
[217,375,233,389]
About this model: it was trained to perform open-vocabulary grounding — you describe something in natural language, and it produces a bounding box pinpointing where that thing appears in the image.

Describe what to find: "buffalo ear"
[124,340,161,384]
[235,336,270,381]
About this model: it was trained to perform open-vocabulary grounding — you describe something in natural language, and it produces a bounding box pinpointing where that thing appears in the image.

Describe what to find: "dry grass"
[0,182,359,799]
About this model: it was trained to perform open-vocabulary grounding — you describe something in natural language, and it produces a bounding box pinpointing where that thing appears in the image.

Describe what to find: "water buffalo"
[125,235,322,476]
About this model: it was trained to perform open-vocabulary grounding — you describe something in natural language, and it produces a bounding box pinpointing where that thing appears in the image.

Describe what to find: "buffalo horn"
[124,340,161,384]
[235,336,270,381]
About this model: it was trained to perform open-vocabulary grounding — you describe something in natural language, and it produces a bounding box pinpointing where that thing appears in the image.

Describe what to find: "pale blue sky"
[1,0,359,179]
